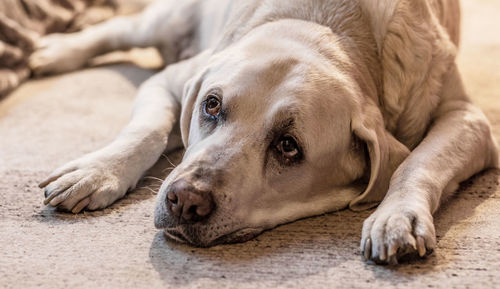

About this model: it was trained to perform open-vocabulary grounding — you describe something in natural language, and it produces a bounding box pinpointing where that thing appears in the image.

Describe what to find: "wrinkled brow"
[265,108,299,143]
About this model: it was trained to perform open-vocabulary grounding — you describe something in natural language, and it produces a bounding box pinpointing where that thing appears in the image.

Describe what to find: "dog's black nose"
[166,181,214,222]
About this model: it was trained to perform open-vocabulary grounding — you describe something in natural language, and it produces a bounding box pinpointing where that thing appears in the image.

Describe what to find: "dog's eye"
[204,95,221,118]
[276,135,300,161]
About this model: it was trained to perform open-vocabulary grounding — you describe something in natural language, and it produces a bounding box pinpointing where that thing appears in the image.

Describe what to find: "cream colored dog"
[32,0,498,264]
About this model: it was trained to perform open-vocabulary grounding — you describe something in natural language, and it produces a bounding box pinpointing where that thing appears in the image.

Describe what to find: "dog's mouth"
[164,227,263,247]
[164,228,190,243]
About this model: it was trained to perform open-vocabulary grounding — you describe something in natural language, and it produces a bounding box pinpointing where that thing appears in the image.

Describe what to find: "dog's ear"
[179,70,206,147]
[349,99,410,211]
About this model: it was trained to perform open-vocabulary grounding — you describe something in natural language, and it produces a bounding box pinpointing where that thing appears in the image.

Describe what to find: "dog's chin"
[163,227,264,247]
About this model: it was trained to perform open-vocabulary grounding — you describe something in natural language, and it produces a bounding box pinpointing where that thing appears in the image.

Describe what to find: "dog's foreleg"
[29,0,198,75]
[39,68,180,212]
[361,66,499,264]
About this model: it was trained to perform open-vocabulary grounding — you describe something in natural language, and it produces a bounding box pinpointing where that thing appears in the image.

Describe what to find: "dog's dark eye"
[204,95,221,118]
[276,135,301,162]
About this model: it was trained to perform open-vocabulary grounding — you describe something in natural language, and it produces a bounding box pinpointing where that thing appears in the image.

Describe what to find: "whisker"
[162,167,175,173]
[162,154,177,168]
[137,186,158,194]
[143,176,164,182]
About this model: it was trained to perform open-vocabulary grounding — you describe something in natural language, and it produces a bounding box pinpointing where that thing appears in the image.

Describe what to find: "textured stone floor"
[1,1,499,288]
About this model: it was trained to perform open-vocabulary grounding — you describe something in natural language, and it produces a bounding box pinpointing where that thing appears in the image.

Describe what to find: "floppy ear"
[179,70,206,147]
[349,100,410,211]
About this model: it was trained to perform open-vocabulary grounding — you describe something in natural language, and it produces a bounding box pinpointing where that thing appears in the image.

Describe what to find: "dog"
[32,0,499,264]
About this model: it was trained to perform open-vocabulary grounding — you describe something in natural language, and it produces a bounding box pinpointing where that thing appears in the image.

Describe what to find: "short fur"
[33,0,498,265]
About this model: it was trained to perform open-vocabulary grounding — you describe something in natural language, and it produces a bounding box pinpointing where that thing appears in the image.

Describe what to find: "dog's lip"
[163,227,264,247]
[211,227,263,245]
[164,228,189,243]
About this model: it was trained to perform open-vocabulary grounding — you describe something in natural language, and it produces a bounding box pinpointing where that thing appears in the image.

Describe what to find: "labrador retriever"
[32,0,499,264]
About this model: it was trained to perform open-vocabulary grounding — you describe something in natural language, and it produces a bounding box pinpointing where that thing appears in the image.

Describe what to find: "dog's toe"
[41,154,130,213]
[29,34,90,76]
[71,197,91,214]
[360,203,436,265]
[362,237,372,260]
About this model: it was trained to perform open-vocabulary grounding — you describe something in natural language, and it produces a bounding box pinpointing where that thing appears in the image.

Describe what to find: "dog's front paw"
[29,33,91,76]
[40,153,132,213]
[360,203,436,265]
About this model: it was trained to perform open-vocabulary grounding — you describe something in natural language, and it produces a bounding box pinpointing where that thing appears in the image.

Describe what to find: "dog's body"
[32,0,498,264]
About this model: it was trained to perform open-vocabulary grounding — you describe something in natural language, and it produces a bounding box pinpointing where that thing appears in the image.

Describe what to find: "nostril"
[182,205,198,221]
[179,191,214,222]
[187,205,197,216]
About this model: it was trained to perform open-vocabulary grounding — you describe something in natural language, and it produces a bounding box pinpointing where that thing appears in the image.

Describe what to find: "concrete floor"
[1,1,500,288]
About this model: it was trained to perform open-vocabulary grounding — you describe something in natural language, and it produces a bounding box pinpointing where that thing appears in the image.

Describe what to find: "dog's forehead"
[204,55,304,94]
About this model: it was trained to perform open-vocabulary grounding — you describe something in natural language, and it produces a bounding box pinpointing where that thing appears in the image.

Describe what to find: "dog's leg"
[361,65,499,264]
[39,70,178,212]
[29,0,198,75]
[38,51,209,212]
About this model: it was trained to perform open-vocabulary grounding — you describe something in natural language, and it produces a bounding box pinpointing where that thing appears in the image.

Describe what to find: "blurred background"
[0,0,154,97]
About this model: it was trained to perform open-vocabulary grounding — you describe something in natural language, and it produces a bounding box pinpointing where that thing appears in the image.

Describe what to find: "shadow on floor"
[148,169,499,286]
[365,168,499,282]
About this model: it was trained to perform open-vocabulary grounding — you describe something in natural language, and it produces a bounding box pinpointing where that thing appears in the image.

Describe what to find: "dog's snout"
[166,181,214,222]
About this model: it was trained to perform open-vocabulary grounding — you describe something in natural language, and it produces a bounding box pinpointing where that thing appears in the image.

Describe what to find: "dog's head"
[154,20,409,246]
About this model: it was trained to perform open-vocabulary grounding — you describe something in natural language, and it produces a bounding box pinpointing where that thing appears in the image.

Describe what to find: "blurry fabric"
[0,0,119,97]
